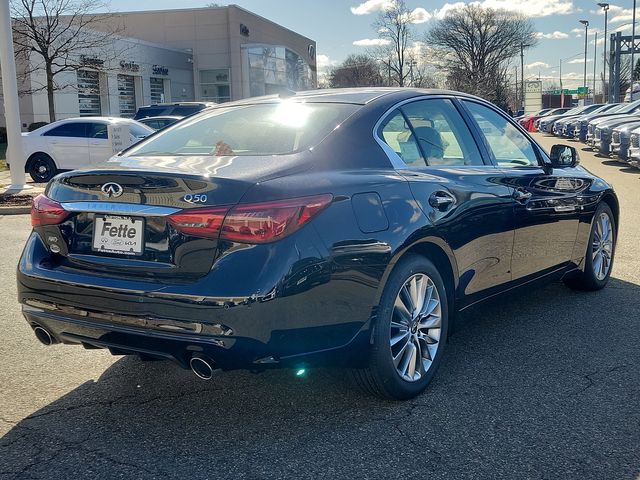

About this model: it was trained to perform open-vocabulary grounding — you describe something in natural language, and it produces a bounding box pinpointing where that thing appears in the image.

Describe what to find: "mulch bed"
[0,194,35,207]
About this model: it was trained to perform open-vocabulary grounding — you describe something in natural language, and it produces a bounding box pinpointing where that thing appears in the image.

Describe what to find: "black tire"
[27,153,57,183]
[350,255,449,400]
[564,203,616,291]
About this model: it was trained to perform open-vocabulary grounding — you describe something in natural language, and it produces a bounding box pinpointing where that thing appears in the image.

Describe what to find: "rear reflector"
[31,194,70,226]
[167,194,333,243]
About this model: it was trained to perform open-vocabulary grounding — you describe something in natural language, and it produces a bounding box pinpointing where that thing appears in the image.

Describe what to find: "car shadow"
[601,160,640,174]
[2,278,640,479]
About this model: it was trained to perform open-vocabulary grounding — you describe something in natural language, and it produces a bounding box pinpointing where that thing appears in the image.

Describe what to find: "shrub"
[28,122,48,132]
[0,127,6,143]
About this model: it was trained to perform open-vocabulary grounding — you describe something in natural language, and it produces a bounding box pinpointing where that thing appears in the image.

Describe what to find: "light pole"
[631,0,637,100]
[598,3,610,101]
[0,0,29,190]
[593,32,598,101]
[579,20,589,93]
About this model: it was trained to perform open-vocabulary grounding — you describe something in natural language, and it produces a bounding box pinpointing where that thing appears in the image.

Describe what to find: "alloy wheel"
[390,273,441,382]
[592,212,614,281]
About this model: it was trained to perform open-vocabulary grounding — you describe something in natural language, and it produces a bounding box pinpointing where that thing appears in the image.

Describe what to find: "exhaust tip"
[190,356,216,380]
[33,326,54,346]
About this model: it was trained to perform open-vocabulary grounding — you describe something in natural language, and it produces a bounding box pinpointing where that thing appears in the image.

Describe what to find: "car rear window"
[170,105,204,117]
[125,102,358,157]
[135,107,167,119]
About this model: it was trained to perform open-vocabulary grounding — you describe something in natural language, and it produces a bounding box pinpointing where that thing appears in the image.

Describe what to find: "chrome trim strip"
[60,202,180,216]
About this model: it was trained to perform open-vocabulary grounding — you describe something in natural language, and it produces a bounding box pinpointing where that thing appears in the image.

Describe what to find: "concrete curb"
[0,206,31,215]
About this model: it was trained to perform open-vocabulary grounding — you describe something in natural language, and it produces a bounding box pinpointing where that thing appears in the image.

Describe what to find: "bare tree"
[11,0,125,122]
[328,54,383,88]
[373,0,416,87]
[426,5,537,106]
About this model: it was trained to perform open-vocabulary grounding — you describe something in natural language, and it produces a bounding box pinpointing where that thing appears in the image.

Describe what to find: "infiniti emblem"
[101,182,124,198]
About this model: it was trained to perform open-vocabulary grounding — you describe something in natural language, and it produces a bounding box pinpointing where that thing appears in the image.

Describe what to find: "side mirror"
[549,144,580,168]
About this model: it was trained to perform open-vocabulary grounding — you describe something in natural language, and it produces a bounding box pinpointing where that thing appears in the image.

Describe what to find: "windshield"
[617,99,640,113]
[126,102,358,157]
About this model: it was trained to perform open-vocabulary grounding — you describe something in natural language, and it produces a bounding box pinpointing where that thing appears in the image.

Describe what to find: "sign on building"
[107,124,132,154]
[524,81,543,115]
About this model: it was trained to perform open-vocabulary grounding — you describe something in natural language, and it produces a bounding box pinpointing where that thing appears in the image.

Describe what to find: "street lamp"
[579,20,589,93]
[631,0,637,101]
[598,3,610,101]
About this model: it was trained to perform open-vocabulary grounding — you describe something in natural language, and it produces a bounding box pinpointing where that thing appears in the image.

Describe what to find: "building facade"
[1,5,317,128]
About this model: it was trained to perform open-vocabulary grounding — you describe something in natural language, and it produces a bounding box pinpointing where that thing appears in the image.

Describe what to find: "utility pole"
[594,31,598,102]
[632,0,637,100]
[515,67,519,112]
[520,43,524,112]
[579,20,589,93]
[598,3,610,101]
[0,0,29,190]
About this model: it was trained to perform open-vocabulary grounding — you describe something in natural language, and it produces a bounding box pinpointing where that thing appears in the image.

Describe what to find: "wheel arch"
[600,191,620,233]
[376,237,459,315]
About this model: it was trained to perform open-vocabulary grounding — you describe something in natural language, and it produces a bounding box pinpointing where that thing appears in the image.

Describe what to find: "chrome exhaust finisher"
[189,355,219,380]
[33,325,56,346]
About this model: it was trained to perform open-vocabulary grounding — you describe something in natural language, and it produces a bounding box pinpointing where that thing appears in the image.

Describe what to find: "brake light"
[167,194,333,243]
[31,194,69,226]
[220,194,333,244]
[167,206,230,239]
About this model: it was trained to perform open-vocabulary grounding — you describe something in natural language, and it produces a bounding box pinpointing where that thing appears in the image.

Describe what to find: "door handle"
[429,191,456,210]
[512,189,533,203]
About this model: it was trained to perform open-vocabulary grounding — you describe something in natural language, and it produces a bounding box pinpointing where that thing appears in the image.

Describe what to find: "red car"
[519,108,570,132]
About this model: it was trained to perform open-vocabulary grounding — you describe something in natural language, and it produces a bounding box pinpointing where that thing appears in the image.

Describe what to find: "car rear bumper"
[17,231,379,370]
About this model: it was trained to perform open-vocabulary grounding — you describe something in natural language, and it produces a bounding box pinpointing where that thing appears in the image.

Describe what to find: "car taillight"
[31,194,69,226]
[167,194,333,244]
[167,206,230,239]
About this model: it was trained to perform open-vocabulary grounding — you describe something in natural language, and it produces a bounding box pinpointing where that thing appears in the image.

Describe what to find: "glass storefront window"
[200,69,231,103]
[242,44,316,98]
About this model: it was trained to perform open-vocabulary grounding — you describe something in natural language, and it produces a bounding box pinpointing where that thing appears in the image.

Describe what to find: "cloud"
[409,7,432,23]
[593,4,634,23]
[316,54,337,71]
[536,31,570,39]
[434,2,466,19]
[568,58,593,64]
[433,0,574,18]
[353,38,392,46]
[350,0,393,15]
[526,61,550,69]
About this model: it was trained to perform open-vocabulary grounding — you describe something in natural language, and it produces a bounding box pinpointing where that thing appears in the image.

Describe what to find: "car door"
[461,99,582,281]
[377,98,516,306]
[87,122,112,164]
[42,122,90,169]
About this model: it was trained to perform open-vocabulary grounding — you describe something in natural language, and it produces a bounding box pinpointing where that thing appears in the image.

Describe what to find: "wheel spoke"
[389,273,443,383]
[418,313,441,330]
[393,297,412,326]
[390,330,409,347]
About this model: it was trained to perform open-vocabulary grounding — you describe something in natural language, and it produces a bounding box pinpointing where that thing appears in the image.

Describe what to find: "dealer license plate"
[92,215,144,256]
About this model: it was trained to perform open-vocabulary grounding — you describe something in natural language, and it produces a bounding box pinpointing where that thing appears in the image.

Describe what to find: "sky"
[105,0,638,91]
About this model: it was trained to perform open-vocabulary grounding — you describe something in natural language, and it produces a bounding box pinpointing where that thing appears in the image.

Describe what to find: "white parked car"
[21,117,153,182]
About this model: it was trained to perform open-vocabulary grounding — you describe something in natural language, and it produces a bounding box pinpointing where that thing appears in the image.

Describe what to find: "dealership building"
[1,5,317,127]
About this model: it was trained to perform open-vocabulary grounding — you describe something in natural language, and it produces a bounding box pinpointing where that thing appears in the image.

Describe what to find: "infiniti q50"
[17,89,618,400]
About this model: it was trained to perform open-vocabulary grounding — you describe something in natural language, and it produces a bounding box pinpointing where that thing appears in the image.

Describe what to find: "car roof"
[50,117,139,124]
[139,102,215,107]
[139,116,183,121]
[214,87,482,107]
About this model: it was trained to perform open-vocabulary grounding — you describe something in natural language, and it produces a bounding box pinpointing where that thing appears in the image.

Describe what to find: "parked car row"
[536,99,640,169]
[16,102,214,182]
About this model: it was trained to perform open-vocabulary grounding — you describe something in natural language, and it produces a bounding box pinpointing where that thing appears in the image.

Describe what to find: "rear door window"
[43,123,88,138]
[378,99,484,167]
[87,123,108,139]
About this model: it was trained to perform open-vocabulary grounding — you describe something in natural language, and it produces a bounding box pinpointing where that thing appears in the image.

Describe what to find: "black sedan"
[18,89,619,400]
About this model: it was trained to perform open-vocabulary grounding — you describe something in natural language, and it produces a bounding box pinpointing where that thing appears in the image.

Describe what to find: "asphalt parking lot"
[1,133,639,480]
